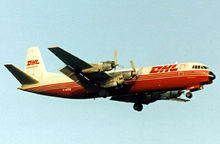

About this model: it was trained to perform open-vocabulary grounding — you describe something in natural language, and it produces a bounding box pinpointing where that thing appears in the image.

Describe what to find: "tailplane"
[25,47,47,80]
[5,64,38,85]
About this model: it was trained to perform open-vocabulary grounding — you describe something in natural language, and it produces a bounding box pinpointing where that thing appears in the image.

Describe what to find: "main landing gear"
[186,92,193,99]
[133,103,143,112]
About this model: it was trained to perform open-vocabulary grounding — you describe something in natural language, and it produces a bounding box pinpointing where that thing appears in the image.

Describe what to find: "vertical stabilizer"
[25,47,47,80]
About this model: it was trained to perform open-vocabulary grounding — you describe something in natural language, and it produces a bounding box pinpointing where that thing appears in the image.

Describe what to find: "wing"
[110,93,157,105]
[49,47,111,88]
[110,91,187,104]
[169,98,190,102]
[60,65,97,90]
[48,47,92,70]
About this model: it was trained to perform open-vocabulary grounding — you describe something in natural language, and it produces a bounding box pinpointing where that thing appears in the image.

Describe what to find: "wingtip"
[48,46,60,50]
[4,64,13,67]
[170,98,190,102]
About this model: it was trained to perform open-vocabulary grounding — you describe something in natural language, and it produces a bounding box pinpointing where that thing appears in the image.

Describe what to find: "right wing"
[60,65,97,91]
[48,46,92,70]
[49,47,112,89]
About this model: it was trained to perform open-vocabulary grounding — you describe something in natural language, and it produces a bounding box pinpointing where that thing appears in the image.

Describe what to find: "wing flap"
[60,66,97,91]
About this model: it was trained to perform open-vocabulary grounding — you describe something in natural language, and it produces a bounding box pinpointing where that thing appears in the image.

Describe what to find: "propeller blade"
[113,49,118,71]
[114,49,118,66]
[130,60,136,72]
[130,60,139,79]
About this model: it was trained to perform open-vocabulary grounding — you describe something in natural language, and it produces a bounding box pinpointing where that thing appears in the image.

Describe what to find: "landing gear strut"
[133,103,143,112]
[186,92,193,99]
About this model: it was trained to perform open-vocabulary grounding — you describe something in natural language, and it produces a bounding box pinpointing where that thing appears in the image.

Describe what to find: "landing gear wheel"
[186,92,193,99]
[133,103,143,112]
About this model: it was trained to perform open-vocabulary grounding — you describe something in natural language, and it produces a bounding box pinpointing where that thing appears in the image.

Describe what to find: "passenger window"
[195,65,198,69]
[198,65,201,69]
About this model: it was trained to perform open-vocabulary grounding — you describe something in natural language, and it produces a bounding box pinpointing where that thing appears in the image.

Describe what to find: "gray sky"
[1,1,220,144]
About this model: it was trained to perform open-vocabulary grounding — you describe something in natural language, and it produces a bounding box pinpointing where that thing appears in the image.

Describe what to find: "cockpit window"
[192,65,208,69]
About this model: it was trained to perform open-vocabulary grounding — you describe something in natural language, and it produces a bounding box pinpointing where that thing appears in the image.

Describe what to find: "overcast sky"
[1,1,220,144]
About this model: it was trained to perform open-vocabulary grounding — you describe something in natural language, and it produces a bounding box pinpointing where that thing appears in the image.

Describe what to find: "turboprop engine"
[82,50,118,73]
[82,61,118,73]
[99,60,140,88]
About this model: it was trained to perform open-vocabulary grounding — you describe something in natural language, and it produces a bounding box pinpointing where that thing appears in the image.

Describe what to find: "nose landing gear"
[186,92,193,99]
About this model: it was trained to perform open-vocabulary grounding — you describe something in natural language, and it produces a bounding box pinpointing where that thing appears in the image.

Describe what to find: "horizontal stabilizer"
[5,64,38,85]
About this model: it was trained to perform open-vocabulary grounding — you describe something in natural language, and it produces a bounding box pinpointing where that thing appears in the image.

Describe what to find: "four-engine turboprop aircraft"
[5,47,216,111]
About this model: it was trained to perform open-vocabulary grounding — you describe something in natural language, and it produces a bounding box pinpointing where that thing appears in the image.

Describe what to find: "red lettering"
[159,65,172,73]
[170,64,178,72]
[150,64,179,73]
[26,60,40,66]
[150,66,163,73]
[34,60,39,65]
[27,61,31,66]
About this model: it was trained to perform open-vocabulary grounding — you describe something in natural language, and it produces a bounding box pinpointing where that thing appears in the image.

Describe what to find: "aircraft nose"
[209,71,216,81]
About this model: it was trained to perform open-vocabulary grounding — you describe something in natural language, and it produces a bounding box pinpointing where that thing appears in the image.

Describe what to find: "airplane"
[4,47,216,111]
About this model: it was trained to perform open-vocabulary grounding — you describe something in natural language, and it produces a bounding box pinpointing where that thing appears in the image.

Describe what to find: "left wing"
[110,91,187,104]
[110,93,157,105]
[169,98,190,102]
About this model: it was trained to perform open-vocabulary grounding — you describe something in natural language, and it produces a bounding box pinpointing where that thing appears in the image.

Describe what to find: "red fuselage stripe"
[25,70,210,98]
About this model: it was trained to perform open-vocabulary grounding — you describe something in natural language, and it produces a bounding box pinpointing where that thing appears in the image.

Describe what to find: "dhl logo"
[150,64,178,74]
[27,59,40,66]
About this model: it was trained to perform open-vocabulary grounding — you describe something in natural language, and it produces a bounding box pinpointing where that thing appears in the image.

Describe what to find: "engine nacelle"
[100,74,124,88]
[159,90,182,100]
[82,61,114,73]
[101,61,114,71]
[122,71,133,80]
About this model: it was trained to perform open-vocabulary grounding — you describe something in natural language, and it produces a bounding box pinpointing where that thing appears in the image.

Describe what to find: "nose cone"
[209,71,216,81]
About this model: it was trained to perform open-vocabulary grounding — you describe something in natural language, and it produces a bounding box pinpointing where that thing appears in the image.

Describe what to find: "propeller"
[130,60,137,79]
[114,49,118,66]
[112,49,119,71]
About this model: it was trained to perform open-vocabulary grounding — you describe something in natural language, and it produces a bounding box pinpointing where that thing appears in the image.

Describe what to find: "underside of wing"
[60,65,97,91]
[110,90,186,105]
[110,93,156,105]
[169,98,190,102]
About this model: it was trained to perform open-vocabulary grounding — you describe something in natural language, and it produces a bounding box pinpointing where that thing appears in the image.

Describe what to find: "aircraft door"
[178,64,185,76]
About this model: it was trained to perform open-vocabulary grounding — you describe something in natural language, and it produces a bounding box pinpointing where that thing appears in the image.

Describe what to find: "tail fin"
[5,64,38,85]
[25,47,47,80]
